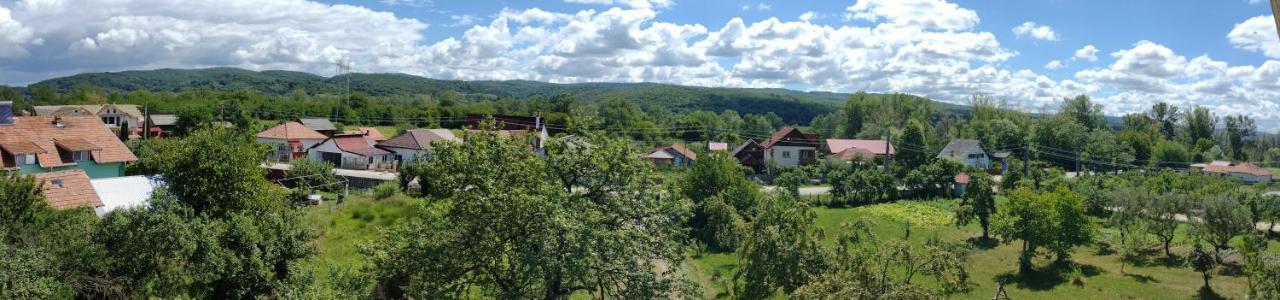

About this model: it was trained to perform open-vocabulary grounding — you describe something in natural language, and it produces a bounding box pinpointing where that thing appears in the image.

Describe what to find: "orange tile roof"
[1202,162,1272,177]
[55,138,102,152]
[256,121,328,140]
[0,116,137,168]
[358,127,387,141]
[32,170,103,209]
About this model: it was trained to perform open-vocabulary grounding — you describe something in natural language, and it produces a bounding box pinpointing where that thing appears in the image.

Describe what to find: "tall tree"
[735,194,829,297]
[841,92,872,138]
[956,173,996,240]
[163,127,281,216]
[1224,114,1255,161]
[994,187,1095,272]
[366,133,692,299]
[1185,105,1216,147]
[1059,95,1104,130]
[898,119,930,170]
[1148,102,1181,139]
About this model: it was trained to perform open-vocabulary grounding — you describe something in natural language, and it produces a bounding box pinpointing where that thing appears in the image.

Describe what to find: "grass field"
[300,192,416,284]
[689,199,1278,299]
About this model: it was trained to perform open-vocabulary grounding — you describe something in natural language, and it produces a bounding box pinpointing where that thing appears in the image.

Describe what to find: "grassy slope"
[300,193,416,283]
[691,199,1278,299]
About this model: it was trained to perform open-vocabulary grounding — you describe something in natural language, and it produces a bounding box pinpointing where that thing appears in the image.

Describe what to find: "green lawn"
[300,192,416,283]
[691,199,1274,299]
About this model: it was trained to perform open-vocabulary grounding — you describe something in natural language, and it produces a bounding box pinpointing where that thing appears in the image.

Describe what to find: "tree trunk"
[1163,240,1172,257]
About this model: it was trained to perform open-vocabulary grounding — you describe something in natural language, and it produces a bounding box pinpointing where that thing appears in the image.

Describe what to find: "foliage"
[287,158,338,192]
[829,167,896,206]
[1224,114,1255,161]
[1146,192,1189,257]
[162,127,281,216]
[1187,243,1217,291]
[173,107,214,137]
[680,152,762,250]
[1033,115,1089,170]
[1081,130,1135,173]
[363,133,693,299]
[897,119,930,169]
[370,182,400,200]
[993,187,1095,272]
[1185,106,1216,149]
[773,168,807,198]
[1192,194,1252,262]
[1059,95,1105,131]
[793,219,971,298]
[901,158,963,199]
[864,202,955,228]
[956,173,996,239]
[0,173,46,239]
[1150,139,1191,169]
[735,194,829,298]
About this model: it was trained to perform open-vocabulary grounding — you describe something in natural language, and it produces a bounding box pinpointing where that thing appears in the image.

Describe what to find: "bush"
[371,182,400,200]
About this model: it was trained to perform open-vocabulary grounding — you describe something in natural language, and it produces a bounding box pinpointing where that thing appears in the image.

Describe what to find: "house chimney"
[0,101,12,126]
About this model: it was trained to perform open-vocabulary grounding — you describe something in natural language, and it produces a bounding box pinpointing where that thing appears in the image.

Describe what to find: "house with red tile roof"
[308,133,395,171]
[1195,160,1272,184]
[32,170,103,210]
[1,102,138,179]
[647,143,697,168]
[256,121,329,162]
[825,139,894,161]
[759,127,820,167]
[377,129,460,163]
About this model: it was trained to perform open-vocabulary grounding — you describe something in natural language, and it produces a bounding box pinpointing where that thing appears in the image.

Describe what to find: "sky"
[1,0,1278,129]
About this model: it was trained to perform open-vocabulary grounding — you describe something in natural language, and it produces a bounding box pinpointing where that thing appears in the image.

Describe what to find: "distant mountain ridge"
[29,67,983,124]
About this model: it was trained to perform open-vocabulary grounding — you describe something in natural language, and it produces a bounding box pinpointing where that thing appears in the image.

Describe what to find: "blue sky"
[1,0,1278,128]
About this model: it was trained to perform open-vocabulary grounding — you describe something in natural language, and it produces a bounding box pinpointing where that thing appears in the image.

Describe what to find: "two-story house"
[34,104,144,129]
[1,102,138,179]
[937,139,990,169]
[761,127,820,167]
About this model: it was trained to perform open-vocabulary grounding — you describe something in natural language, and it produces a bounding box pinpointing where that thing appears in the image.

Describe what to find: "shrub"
[371,182,400,200]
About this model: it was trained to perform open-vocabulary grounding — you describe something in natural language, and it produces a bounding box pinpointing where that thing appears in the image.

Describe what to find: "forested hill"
[28,68,967,123]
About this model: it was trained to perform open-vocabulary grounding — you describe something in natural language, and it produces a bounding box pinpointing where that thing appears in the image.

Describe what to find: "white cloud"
[448,14,480,27]
[742,3,771,11]
[845,0,979,31]
[1228,15,1280,59]
[1011,21,1059,41]
[563,0,674,10]
[1044,60,1064,70]
[1073,44,1098,61]
[0,6,35,58]
[798,11,820,22]
[379,0,432,7]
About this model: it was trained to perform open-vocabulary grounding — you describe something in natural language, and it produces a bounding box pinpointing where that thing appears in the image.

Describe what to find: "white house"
[376,129,460,163]
[308,133,395,171]
[937,139,990,169]
[761,127,819,167]
[255,121,329,162]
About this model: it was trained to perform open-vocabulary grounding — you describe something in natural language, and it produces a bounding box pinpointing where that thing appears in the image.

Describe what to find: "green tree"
[898,119,930,170]
[1033,116,1089,169]
[1193,194,1252,263]
[1148,102,1180,139]
[1150,139,1191,169]
[1188,242,1217,293]
[1059,95,1104,130]
[956,173,996,240]
[1146,193,1189,257]
[173,107,214,137]
[1115,130,1153,166]
[1185,106,1216,147]
[773,168,807,198]
[841,92,872,138]
[163,127,281,216]
[681,152,762,249]
[1081,130,1135,173]
[735,194,829,298]
[286,158,337,192]
[1224,114,1255,161]
[793,219,971,298]
[0,173,46,238]
[993,187,1095,272]
[365,133,693,299]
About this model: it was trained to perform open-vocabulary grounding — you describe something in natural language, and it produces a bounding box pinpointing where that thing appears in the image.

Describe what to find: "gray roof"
[937,139,984,158]
[148,114,178,126]
[299,118,337,131]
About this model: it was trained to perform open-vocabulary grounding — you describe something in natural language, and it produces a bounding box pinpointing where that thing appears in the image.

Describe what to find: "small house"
[143,114,178,138]
[937,139,990,169]
[32,170,103,210]
[256,121,328,163]
[761,127,819,167]
[952,172,971,197]
[825,139,894,161]
[1197,161,1273,184]
[647,143,697,168]
[299,118,338,137]
[90,175,163,217]
[34,104,144,129]
[731,139,766,172]
[377,129,460,163]
[309,133,395,171]
[1,102,139,179]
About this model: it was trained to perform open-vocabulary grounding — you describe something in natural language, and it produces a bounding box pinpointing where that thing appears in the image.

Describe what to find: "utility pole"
[883,134,892,172]
[1024,139,1031,180]
[1271,0,1280,40]
[142,102,148,139]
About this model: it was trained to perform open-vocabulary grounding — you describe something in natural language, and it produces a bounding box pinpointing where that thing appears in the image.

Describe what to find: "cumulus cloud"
[741,3,771,11]
[1228,15,1280,59]
[1073,44,1099,61]
[798,11,821,22]
[1012,21,1059,41]
[564,0,674,10]
[845,0,979,31]
[0,6,35,58]
[1045,60,1064,70]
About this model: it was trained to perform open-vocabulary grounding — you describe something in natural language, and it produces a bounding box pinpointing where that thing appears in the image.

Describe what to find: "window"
[968,153,983,159]
[782,151,791,158]
[50,179,63,188]
[72,151,91,161]
[17,154,35,165]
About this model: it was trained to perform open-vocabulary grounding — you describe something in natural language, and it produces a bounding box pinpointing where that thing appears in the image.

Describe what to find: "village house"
[760,127,820,167]
[354,127,387,141]
[377,129,460,163]
[256,121,329,163]
[34,104,145,129]
[1,102,139,179]
[1193,160,1273,184]
[825,139,894,161]
[708,142,729,151]
[647,143,697,168]
[32,170,103,210]
[299,118,339,137]
[937,139,990,169]
[141,114,178,138]
[731,139,766,172]
[308,132,396,171]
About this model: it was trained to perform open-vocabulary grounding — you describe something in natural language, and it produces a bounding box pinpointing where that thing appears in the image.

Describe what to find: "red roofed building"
[256,121,329,162]
[1,102,138,178]
[308,133,395,171]
[1196,161,1272,184]
[825,139,894,160]
[32,170,103,210]
[759,127,819,167]
[647,143,697,168]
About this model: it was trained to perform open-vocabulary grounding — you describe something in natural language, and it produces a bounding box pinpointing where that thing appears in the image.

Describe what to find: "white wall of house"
[307,140,392,170]
[385,147,427,163]
[963,153,991,169]
[767,145,813,167]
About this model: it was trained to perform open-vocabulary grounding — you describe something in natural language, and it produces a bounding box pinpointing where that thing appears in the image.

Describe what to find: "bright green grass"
[300,193,416,283]
[692,199,1269,299]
